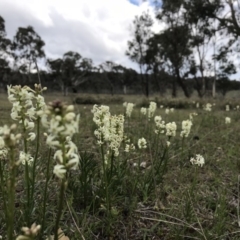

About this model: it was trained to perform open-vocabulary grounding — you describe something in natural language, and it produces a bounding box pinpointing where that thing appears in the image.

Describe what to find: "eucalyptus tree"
[0,16,12,55]
[13,26,45,82]
[182,0,237,97]
[145,34,171,96]
[154,0,194,98]
[48,51,93,95]
[98,61,119,95]
[180,0,217,97]
[0,16,13,87]
[154,0,237,98]
[126,11,153,97]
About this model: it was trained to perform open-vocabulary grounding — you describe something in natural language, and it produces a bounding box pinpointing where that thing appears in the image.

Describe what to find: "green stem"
[54,181,65,240]
[7,149,16,240]
[40,148,52,239]
[0,160,8,233]
[54,139,67,240]
[101,144,110,214]
[22,122,31,225]
[31,117,40,207]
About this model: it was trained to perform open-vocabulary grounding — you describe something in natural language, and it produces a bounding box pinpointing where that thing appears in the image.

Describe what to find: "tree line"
[126,0,240,98]
[1,0,240,97]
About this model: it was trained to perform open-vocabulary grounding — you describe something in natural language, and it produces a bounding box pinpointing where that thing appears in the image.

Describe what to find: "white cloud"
[0,0,162,70]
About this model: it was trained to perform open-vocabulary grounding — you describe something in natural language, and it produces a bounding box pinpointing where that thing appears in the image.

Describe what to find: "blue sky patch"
[128,0,139,6]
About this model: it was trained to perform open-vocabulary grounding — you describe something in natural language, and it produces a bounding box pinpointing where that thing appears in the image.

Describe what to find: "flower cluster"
[7,84,47,143]
[92,105,125,157]
[203,103,212,111]
[148,101,157,120]
[189,112,198,121]
[124,143,135,152]
[108,115,125,156]
[180,119,193,138]
[138,137,147,149]
[42,101,80,179]
[165,108,174,114]
[16,223,41,240]
[225,117,231,124]
[165,122,177,137]
[19,151,33,166]
[140,107,147,115]
[124,102,135,118]
[8,85,35,132]
[190,154,205,167]
[154,116,166,135]
[0,124,21,161]
[226,105,230,111]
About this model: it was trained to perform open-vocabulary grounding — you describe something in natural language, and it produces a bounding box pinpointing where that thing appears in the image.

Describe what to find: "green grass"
[0,91,240,239]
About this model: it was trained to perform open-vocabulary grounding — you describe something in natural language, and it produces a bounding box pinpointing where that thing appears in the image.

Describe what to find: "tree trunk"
[172,80,177,98]
[212,77,216,98]
[193,76,203,98]
[123,85,127,94]
[175,68,190,98]
[145,74,149,98]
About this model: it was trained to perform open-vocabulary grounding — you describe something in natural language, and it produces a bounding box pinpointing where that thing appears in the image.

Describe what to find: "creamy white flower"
[138,138,147,149]
[0,148,8,159]
[36,95,46,108]
[0,125,11,136]
[27,132,36,141]
[148,102,157,119]
[20,151,34,165]
[54,150,64,164]
[0,137,5,149]
[16,223,41,240]
[124,143,135,152]
[66,153,79,170]
[204,103,212,111]
[154,116,162,124]
[10,111,19,120]
[180,119,192,138]
[190,154,205,167]
[226,105,230,111]
[53,164,66,179]
[93,105,124,157]
[126,103,134,118]
[46,135,60,148]
[165,122,177,137]
[155,119,166,135]
[225,117,231,124]
[125,144,130,152]
[66,140,78,157]
[66,105,74,112]
[65,112,76,122]
[12,102,22,112]
[189,112,198,121]
[140,161,147,168]
[140,107,147,115]
[24,119,34,130]
[26,107,37,120]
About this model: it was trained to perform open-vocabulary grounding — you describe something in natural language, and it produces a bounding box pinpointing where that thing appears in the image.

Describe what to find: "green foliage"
[1,89,240,239]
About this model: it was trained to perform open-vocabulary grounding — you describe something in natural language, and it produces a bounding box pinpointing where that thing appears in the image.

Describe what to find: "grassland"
[0,91,240,240]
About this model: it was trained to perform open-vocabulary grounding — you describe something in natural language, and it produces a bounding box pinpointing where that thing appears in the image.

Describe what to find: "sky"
[0,0,162,71]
